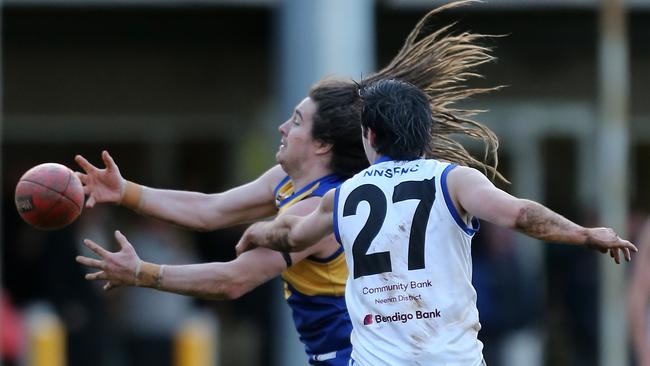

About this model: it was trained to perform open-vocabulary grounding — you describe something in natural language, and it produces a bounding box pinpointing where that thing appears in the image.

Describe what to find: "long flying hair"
[363,0,506,182]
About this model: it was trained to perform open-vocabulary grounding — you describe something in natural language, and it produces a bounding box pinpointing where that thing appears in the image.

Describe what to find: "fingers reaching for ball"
[76,231,142,289]
[76,255,104,270]
[74,155,98,175]
[85,271,107,281]
[83,239,110,258]
[73,151,126,206]
[101,151,119,173]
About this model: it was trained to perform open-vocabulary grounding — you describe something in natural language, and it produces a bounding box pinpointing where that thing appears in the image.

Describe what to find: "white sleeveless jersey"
[333,158,483,366]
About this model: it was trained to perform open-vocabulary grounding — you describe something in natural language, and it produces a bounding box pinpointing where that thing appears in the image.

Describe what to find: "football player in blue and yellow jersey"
[74,79,368,365]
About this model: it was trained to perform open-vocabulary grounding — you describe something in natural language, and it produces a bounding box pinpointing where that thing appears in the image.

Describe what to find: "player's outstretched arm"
[78,231,333,299]
[75,151,282,231]
[447,166,637,264]
[236,189,336,254]
[77,196,339,298]
[628,220,650,366]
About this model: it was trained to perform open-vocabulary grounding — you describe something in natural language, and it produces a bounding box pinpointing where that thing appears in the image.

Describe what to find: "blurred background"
[1,0,649,365]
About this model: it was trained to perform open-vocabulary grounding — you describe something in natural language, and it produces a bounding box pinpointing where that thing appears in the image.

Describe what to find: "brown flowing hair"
[367,0,505,182]
[311,0,507,182]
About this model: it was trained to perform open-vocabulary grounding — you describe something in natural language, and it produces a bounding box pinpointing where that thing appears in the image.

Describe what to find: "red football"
[14,163,84,230]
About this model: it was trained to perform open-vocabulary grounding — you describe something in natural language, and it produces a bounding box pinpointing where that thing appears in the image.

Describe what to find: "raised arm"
[75,151,282,231]
[447,165,637,263]
[76,230,285,299]
[236,189,336,254]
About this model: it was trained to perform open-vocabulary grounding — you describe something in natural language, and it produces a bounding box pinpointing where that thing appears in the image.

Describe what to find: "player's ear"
[314,141,333,156]
[366,127,378,148]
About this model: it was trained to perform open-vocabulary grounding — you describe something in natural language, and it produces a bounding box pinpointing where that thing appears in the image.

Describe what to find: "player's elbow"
[506,209,521,230]
[507,199,531,230]
[197,216,225,232]
[221,283,249,300]
[208,279,253,300]
[196,210,222,232]
[173,213,216,233]
[194,220,214,232]
[195,194,228,232]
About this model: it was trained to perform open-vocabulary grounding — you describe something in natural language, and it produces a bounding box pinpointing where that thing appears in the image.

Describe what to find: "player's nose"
[278,119,290,135]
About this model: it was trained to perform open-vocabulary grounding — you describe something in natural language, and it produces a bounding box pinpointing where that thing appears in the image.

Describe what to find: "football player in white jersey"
[236,79,638,366]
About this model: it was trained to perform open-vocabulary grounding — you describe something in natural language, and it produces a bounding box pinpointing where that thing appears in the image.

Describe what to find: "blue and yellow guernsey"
[274,173,352,365]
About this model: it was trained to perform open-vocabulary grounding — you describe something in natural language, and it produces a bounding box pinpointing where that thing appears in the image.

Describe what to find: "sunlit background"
[2,0,649,365]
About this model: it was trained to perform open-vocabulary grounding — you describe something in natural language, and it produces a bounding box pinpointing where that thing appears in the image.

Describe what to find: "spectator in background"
[1,289,24,366]
[628,217,650,366]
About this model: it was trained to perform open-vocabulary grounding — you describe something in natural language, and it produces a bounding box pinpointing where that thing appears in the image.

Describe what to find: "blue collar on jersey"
[373,155,423,165]
[373,155,393,164]
[275,173,342,210]
[372,155,423,165]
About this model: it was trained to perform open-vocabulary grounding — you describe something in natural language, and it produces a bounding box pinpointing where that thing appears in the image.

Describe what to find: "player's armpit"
[447,166,521,228]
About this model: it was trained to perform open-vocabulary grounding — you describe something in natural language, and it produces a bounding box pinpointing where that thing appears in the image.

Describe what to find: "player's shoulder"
[445,163,484,179]
[444,164,496,205]
[278,195,322,217]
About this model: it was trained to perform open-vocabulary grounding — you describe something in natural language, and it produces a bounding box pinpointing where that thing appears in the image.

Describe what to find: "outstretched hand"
[585,227,638,264]
[75,150,124,208]
[76,230,141,291]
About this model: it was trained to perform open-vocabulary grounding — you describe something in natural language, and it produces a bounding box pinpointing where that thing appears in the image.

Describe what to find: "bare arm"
[77,229,327,299]
[76,197,340,298]
[236,189,336,254]
[135,168,282,231]
[75,151,282,231]
[448,166,637,263]
[144,248,287,300]
[628,221,650,366]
